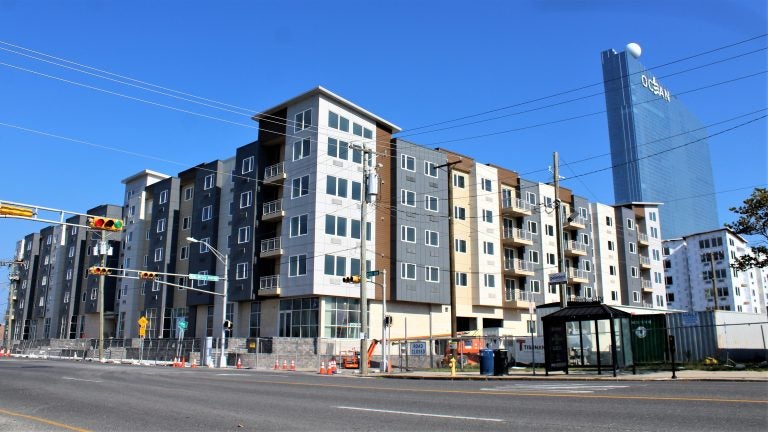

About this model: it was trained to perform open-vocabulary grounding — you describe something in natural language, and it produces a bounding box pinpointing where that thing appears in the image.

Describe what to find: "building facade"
[601,45,719,239]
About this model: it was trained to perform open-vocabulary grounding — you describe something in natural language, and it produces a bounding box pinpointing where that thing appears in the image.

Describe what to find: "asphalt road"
[0,359,766,431]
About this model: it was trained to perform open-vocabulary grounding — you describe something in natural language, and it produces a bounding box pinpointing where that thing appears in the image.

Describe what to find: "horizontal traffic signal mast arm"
[100,267,227,297]
[0,199,123,230]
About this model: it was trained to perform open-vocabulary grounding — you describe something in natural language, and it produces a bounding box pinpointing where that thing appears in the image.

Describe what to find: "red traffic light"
[88,266,111,276]
[139,272,157,280]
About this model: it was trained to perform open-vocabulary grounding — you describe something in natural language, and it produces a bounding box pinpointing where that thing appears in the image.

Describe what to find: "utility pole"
[554,152,567,308]
[434,159,461,339]
[709,252,719,311]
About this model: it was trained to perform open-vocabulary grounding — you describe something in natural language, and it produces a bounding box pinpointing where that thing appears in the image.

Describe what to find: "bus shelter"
[542,302,634,377]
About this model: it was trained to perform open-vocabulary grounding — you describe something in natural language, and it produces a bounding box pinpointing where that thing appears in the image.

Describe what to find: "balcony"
[502,227,533,246]
[263,162,286,185]
[503,258,535,277]
[637,232,649,246]
[564,240,588,257]
[262,199,284,222]
[505,289,537,310]
[639,255,651,269]
[564,215,588,230]
[567,268,589,284]
[501,197,533,216]
[259,275,281,297]
[260,237,283,257]
[641,279,653,293]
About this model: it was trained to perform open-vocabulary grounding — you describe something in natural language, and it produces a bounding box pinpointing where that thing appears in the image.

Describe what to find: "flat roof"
[121,169,170,184]
[253,86,401,133]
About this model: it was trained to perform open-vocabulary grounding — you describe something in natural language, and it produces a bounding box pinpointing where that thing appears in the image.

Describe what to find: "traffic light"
[224,320,233,330]
[0,204,35,218]
[88,266,111,275]
[138,271,157,280]
[88,217,124,231]
[383,315,393,327]
[342,275,361,283]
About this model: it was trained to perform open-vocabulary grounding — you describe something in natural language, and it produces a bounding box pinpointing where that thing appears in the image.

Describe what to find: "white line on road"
[482,384,629,394]
[62,377,103,383]
[336,406,504,422]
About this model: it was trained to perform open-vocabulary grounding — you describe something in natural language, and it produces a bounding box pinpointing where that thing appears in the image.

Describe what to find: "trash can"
[493,349,508,376]
[479,349,494,375]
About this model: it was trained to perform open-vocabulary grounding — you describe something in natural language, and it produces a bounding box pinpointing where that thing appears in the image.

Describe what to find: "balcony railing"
[263,162,285,180]
[262,199,283,218]
[260,275,280,290]
[504,258,534,273]
[641,279,653,290]
[503,227,533,244]
[501,197,533,214]
[564,240,587,254]
[638,232,649,244]
[639,255,651,267]
[565,215,588,228]
[567,268,588,281]
[260,237,282,255]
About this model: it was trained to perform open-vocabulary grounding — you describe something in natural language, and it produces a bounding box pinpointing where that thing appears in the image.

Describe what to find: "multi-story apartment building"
[601,45,719,239]
[664,228,766,314]
[12,87,726,348]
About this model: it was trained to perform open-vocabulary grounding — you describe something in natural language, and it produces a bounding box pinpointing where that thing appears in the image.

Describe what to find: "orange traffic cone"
[274,359,280,370]
[236,358,242,369]
[290,360,296,371]
[181,356,186,368]
[319,361,326,374]
[282,360,288,370]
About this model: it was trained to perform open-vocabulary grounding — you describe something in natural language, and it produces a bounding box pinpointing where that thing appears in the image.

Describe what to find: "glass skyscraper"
[601,46,719,239]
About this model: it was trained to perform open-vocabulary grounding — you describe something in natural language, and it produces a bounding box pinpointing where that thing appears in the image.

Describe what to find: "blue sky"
[0,1,766,306]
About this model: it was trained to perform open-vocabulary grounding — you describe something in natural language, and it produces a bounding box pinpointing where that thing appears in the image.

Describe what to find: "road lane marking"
[62,377,103,383]
[482,384,631,394]
[0,407,92,432]
[336,406,504,422]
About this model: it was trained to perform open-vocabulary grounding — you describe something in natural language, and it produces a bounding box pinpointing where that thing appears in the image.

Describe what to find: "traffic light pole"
[97,237,108,363]
[360,149,369,376]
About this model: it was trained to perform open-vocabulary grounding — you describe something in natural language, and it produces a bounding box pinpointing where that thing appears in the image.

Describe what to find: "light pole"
[186,236,229,368]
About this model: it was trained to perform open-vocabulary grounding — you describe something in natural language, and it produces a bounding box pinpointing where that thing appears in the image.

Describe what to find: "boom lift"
[341,339,379,369]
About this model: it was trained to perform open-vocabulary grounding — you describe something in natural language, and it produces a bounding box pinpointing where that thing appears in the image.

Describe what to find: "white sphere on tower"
[626,43,642,58]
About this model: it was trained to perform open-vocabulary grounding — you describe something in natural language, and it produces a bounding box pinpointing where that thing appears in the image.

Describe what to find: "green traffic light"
[114,220,123,229]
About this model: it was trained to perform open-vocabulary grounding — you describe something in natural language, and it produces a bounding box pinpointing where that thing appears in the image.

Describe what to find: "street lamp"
[185,236,229,368]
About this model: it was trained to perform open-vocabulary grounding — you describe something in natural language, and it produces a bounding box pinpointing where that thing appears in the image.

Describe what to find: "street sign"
[138,316,148,326]
[189,273,220,282]
[177,319,188,330]
[365,270,380,277]
[409,342,427,356]
[548,272,567,285]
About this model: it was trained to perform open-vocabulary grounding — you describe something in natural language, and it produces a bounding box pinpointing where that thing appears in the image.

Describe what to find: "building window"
[425,266,439,283]
[326,176,348,198]
[529,250,539,263]
[350,220,371,241]
[293,138,311,161]
[249,302,261,337]
[631,267,638,278]
[327,137,350,160]
[649,211,657,222]
[526,192,536,205]
[201,205,213,221]
[323,297,357,339]
[180,246,188,260]
[240,191,252,208]
[325,215,347,237]
[608,240,615,251]
[199,237,210,253]
[156,218,166,233]
[609,265,616,276]
[184,187,194,201]
[424,195,438,212]
[68,246,75,257]
[182,216,191,230]
[235,263,248,280]
[401,189,416,207]
[204,174,214,190]
[626,218,634,230]
[290,214,309,237]
[424,161,438,178]
[482,209,493,223]
[154,248,163,262]
[401,263,416,280]
[546,253,556,265]
[650,227,659,239]
[455,272,468,286]
[530,279,541,293]
[238,226,250,243]
[527,220,538,235]
[158,190,168,205]
[401,154,415,171]
[484,274,496,288]
[289,255,307,277]
[545,224,554,236]
[292,175,309,198]
[242,156,254,174]
[481,178,492,192]
[324,255,346,276]
[294,108,311,132]
[483,241,495,255]
[580,233,589,245]
[454,238,467,253]
[401,225,416,243]
[605,216,613,226]
[584,260,592,272]
[632,291,640,302]
[454,206,466,220]
[453,174,465,188]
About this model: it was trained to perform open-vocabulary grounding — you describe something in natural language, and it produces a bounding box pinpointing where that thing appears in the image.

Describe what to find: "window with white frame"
[199,238,210,253]
[482,209,493,223]
[529,250,539,263]
[289,255,307,277]
[292,175,309,198]
[454,206,466,220]
[401,262,416,280]
[632,291,640,302]
[631,266,638,278]
[401,189,416,207]
[68,246,75,257]
[649,211,657,222]
[156,218,166,233]
[182,216,191,230]
[545,224,554,236]
[240,191,252,208]
[455,272,468,286]
[351,181,362,201]
[484,274,496,288]
[400,154,415,171]
[527,220,538,235]
[324,255,347,276]
[481,178,492,192]
[350,220,371,241]
[159,190,168,204]
[483,241,495,255]
[238,226,250,243]
[66,269,72,280]
[584,260,592,272]
[608,240,615,251]
[605,216,613,226]
[294,108,311,132]
[180,246,188,260]
[201,205,213,221]
[424,195,438,212]
[629,242,636,254]
[609,265,616,276]
[401,225,416,243]
[454,238,467,253]
[197,270,208,287]
[546,253,556,265]
[290,214,308,237]
[326,176,348,198]
[236,263,248,280]
[204,174,214,190]
[327,137,350,160]
[453,174,465,188]
[242,156,254,174]
[530,279,541,293]
[154,248,163,262]
[293,138,311,161]
[184,187,193,201]
[626,218,635,230]
[425,266,439,283]
[424,161,438,178]
[325,215,347,237]
[526,192,536,205]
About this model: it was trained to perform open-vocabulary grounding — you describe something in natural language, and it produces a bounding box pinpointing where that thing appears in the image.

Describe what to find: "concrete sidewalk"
[369,368,768,382]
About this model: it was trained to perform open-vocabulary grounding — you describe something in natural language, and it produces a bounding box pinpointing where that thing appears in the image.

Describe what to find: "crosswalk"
[481,383,631,394]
